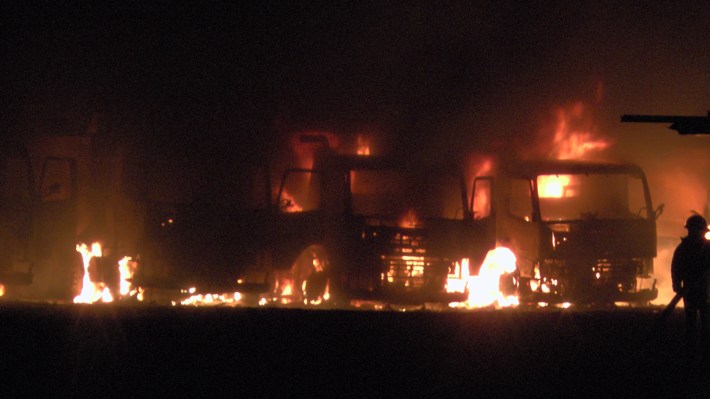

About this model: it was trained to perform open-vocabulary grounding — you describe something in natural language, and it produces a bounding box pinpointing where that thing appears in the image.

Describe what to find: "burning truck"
[269,137,494,306]
[128,135,496,306]
[0,115,159,302]
[0,114,661,307]
[471,159,661,304]
[133,133,661,308]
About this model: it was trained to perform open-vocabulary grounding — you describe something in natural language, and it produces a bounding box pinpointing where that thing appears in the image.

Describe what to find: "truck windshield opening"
[537,173,647,221]
[351,170,464,220]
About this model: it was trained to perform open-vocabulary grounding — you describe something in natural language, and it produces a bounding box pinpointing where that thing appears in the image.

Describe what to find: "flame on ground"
[179,290,242,306]
[74,243,138,304]
[448,247,519,309]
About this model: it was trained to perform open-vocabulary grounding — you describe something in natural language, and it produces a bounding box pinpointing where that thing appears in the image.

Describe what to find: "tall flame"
[118,256,138,296]
[74,242,113,304]
[357,135,370,155]
[548,102,609,160]
[448,247,519,308]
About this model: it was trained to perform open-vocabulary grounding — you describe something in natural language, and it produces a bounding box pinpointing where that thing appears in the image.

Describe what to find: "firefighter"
[671,214,710,362]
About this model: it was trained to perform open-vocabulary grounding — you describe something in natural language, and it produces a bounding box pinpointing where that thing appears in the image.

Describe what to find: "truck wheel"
[290,245,330,305]
[304,269,328,303]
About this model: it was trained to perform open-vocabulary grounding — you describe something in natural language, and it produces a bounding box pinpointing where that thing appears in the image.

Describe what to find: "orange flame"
[448,247,519,308]
[74,242,113,304]
[548,102,609,160]
[357,135,370,155]
[118,256,137,296]
[537,174,573,198]
[399,208,420,228]
[179,289,242,306]
[280,189,303,213]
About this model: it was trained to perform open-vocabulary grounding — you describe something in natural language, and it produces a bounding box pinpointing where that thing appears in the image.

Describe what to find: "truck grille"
[381,233,450,290]
[593,259,639,289]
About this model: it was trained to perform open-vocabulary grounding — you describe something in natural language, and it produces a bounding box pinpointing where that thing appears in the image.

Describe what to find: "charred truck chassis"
[472,159,659,304]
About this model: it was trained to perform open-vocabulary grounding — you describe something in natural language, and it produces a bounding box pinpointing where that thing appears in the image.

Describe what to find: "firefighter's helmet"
[685,215,709,232]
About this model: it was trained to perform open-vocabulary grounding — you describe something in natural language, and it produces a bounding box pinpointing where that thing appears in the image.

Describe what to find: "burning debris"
[447,248,519,309]
[73,242,142,304]
[178,288,241,306]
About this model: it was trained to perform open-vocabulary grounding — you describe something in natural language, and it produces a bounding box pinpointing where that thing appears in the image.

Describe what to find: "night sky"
[2,1,710,215]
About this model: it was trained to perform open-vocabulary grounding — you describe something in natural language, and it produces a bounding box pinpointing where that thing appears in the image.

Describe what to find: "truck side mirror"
[654,203,664,219]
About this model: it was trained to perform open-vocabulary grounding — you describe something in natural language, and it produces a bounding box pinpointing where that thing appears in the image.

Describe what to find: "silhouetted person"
[672,215,710,362]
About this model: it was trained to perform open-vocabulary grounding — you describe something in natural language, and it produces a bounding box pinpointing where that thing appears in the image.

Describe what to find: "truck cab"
[472,159,659,304]
[271,146,488,305]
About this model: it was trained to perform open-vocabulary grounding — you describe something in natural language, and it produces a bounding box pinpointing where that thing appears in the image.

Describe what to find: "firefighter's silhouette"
[672,214,710,361]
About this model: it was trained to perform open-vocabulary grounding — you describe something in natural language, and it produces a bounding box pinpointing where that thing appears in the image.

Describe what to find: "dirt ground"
[0,303,707,398]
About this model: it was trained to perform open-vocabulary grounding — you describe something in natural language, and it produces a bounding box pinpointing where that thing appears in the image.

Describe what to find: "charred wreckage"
[132,134,661,306]
[0,125,661,306]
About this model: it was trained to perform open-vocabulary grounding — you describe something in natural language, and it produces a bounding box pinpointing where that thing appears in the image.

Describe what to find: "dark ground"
[0,303,706,398]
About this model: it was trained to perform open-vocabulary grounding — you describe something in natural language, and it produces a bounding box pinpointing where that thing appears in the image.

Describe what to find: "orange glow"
[467,156,495,217]
[357,135,370,155]
[291,133,336,168]
[272,277,296,304]
[280,189,303,212]
[399,208,420,228]
[538,175,573,198]
[0,284,4,297]
[472,186,490,218]
[446,258,470,294]
[448,247,519,308]
[179,290,242,306]
[74,242,113,304]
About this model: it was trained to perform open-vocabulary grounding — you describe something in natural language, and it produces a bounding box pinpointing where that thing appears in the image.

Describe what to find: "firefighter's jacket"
[671,235,710,303]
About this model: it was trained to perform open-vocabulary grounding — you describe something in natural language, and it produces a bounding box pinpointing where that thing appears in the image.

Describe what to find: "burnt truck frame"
[472,159,660,304]
[0,141,79,300]
[267,149,492,305]
[128,144,489,305]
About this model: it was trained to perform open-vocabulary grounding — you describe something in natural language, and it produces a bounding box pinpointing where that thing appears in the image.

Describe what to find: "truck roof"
[313,153,463,174]
[503,159,647,179]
